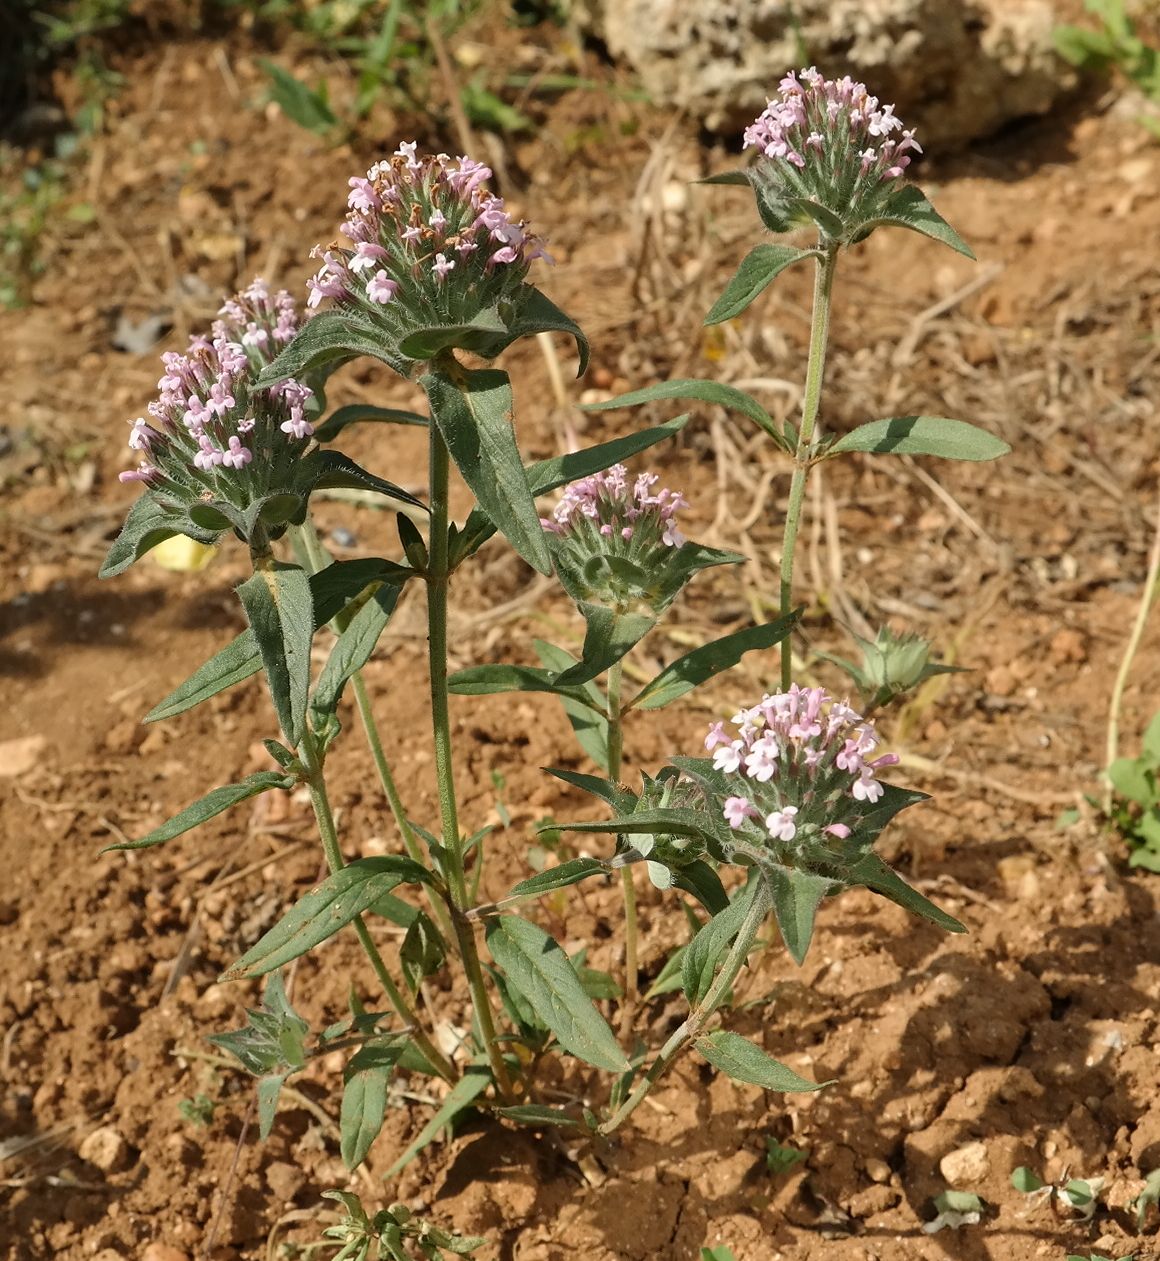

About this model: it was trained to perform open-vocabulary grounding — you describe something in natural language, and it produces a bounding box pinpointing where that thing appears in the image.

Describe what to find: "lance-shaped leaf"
[534,641,610,771]
[655,542,747,608]
[506,857,611,901]
[447,663,604,712]
[222,856,434,980]
[672,860,730,915]
[422,367,552,575]
[694,1030,829,1092]
[340,1038,406,1170]
[485,916,628,1072]
[630,613,799,711]
[450,415,690,566]
[104,771,295,853]
[544,767,637,814]
[254,308,411,386]
[236,562,315,745]
[400,912,446,994]
[383,1062,492,1177]
[553,806,727,848]
[145,559,410,723]
[789,197,845,239]
[399,306,509,362]
[505,285,590,376]
[554,603,657,687]
[705,243,817,325]
[826,416,1009,462]
[313,403,428,443]
[256,1073,289,1140]
[495,1104,583,1129]
[583,378,783,446]
[853,185,975,259]
[765,865,836,966]
[100,495,219,579]
[848,852,965,933]
[682,876,763,1006]
[303,448,427,511]
[311,581,403,720]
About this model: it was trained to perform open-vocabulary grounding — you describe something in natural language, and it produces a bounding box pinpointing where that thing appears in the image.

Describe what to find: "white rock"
[939,1140,991,1185]
[79,1126,131,1173]
[567,0,1074,147]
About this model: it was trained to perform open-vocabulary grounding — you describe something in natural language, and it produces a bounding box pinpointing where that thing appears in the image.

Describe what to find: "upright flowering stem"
[605,660,638,1031]
[426,397,514,1099]
[600,884,768,1134]
[779,243,838,689]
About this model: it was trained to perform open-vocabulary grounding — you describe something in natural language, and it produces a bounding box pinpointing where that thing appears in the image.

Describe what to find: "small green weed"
[1105,712,1160,872]
[1054,0,1160,129]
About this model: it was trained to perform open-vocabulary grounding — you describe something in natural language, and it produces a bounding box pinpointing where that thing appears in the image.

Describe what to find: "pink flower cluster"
[743,66,921,201]
[119,279,314,489]
[543,464,687,548]
[704,685,899,847]
[307,143,550,318]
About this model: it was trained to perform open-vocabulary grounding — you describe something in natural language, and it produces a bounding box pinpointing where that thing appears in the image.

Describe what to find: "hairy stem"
[298,732,455,1083]
[599,886,766,1135]
[779,243,839,690]
[606,660,638,1034]
[427,410,514,1099]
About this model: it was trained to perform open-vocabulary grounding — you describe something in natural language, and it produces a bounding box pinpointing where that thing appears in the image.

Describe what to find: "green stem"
[298,732,455,1084]
[599,885,766,1135]
[606,660,638,1031]
[1105,488,1160,811]
[290,523,455,943]
[779,243,839,690]
[426,409,514,1100]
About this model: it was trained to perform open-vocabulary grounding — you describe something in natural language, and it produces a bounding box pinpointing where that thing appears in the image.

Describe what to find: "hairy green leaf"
[384,1063,492,1176]
[827,415,1009,461]
[340,1039,405,1170]
[694,1030,828,1092]
[705,243,817,325]
[486,917,628,1071]
[236,563,315,745]
[312,403,428,443]
[583,378,783,446]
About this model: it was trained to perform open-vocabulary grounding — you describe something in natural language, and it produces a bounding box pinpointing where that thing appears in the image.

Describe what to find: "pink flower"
[221,436,252,470]
[432,253,456,281]
[704,721,731,752]
[724,796,756,829]
[350,242,389,275]
[194,436,222,470]
[712,741,744,775]
[765,806,799,842]
[367,270,400,304]
[281,409,314,440]
[745,736,781,783]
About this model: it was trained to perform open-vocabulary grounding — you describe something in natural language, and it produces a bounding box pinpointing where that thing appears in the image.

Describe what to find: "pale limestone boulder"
[569,0,1075,147]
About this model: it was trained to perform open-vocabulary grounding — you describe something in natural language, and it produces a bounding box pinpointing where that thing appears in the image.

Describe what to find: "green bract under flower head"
[742,66,921,235]
[619,770,707,891]
[117,279,315,538]
[308,144,551,343]
[542,463,689,611]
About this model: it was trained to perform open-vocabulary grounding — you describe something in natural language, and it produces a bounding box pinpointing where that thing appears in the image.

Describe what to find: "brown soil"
[3,18,1160,1261]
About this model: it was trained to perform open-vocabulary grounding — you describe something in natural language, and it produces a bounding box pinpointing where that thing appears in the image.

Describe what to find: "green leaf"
[255,309,411,387]
[103,771,294,852]
[826,416,1009,461]
[682,878,761,1006]
[697,169,750,186]
[383,1062,492,1177]
[311,582,402,720]
[259,58,337,133]
[447,663,603,712]
[672,860,730,915]
[644,944,688,999]
[1011,1166,1045,1194]
[494,1104,582,1128]
[422,367,553,575]
[694,1030,827,1092]
[399,307,509,361]
[766,866,834,966]
[451,416,690,565]
[534,641,610,771]
[485,917,628,1071]
[507,858,610,900]
[222,857,433,980]
[400,913,446,994]
[1108,757,1153,805]
[99,495,218,579]
[555,807,725,848]
[705,243,816,325]
[848,852,966,933]
[582,378,784,446]
[313,404,428,443]
[543,768,636,814]
[1142,711,1160,760]
[506,285,590,376]
[630,613,798,711]
[305,449,427,511]
[256,1073,288,1140]
[856,185,975,259]
[145,560,406,723]
[789,198,845,238]
[340,1039,405,1170]
[236,563,315,745]
[554,603,657,686]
